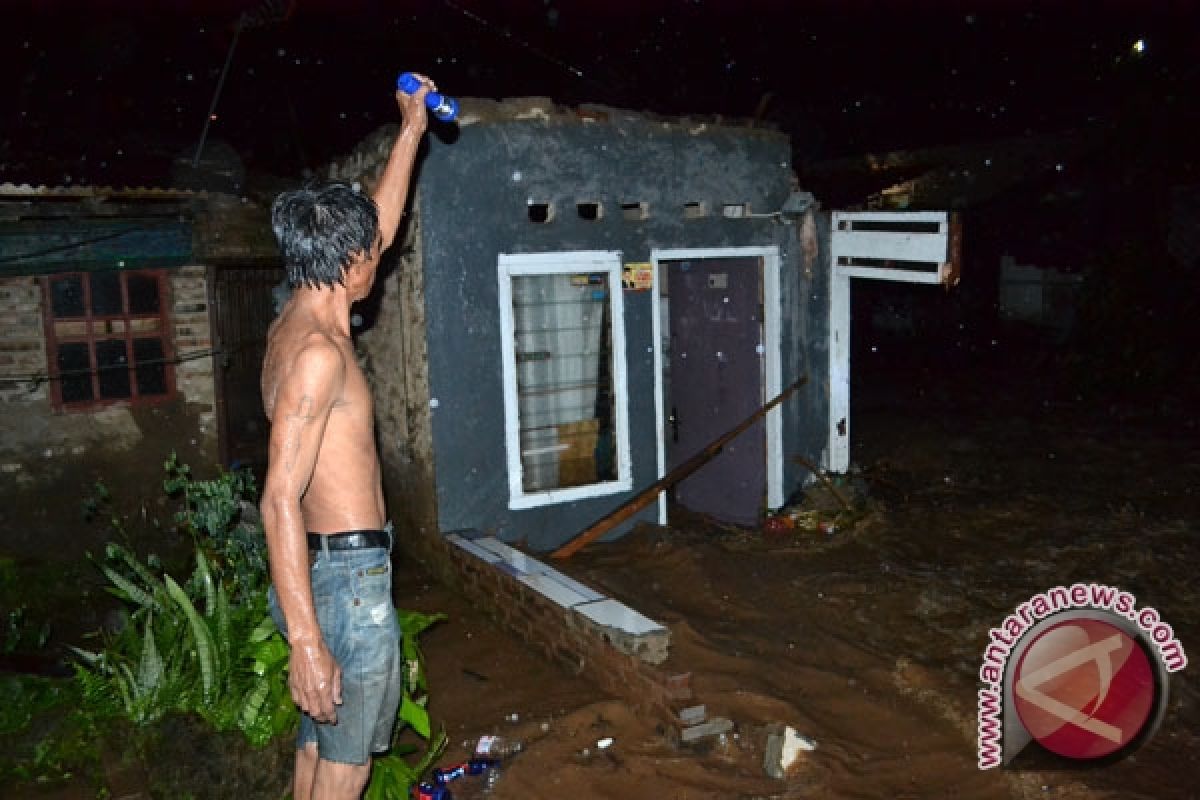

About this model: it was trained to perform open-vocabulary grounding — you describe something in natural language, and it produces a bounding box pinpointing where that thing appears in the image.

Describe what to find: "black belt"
[307,529,390,552]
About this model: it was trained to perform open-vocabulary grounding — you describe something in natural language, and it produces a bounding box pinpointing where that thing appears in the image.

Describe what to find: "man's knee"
[313,757,372,800]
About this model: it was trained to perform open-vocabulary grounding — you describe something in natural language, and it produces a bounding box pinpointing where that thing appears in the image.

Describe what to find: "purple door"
[666,257,765,526]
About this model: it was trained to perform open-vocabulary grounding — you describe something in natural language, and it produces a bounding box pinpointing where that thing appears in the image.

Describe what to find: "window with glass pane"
[43,270,174,410]
[499,252,631,509]
[512,272,618,490]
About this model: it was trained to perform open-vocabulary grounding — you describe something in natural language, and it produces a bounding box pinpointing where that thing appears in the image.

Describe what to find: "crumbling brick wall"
[169,265,217,436]
[400,528,691,726]
[0,276,48,407]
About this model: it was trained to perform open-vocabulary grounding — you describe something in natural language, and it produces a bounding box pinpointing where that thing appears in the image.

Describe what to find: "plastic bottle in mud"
[451,735,523,796]
[470,734,523,759]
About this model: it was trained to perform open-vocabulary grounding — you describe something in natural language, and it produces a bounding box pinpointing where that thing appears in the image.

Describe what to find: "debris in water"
[763,725,817,779]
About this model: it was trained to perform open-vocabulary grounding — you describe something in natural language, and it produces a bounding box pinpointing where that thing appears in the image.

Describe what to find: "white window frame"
[498,250,633,510]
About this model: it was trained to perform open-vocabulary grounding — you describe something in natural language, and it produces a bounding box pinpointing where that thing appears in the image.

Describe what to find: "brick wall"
[0,276,49,405]
[0,269,218,421]
[0,268,218,491]
[399,528,692,727]
[169,265,217,435]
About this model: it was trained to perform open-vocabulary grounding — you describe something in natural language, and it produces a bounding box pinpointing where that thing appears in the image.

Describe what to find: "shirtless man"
[259,74,433,800]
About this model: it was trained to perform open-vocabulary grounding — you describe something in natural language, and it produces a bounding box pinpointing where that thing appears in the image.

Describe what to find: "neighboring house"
[1169,183,1200,269]
[322,99,956,553]
[0,184,278,556]
[997,255,1084,335]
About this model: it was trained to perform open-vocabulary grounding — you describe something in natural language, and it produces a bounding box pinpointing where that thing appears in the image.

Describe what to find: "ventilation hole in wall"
[683,201,708,219]
[527,202,554,224]
[721,203,751,218]
[576,201,603,221]
[620,201,649,221]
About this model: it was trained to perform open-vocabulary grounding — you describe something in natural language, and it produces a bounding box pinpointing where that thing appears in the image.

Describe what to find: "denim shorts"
[268,536,403,765]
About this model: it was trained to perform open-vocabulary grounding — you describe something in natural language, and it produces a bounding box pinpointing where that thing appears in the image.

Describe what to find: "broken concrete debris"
[763,725,817,779]
[677,704,707,726]
[681,716,735,744]
[672,702,736,746]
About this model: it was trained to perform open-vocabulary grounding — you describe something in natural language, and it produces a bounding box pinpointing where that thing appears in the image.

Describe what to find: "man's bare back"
[261,299,384,534]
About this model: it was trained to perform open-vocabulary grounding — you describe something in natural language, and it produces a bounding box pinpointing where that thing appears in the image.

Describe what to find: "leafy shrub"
[72,542,296,746]
[163,452,267,599]
[67,454,445,798]
[4,604,51,655]
[0,675,102,788]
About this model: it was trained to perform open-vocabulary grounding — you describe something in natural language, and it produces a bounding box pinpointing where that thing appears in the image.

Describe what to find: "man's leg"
[311,758,372,800]
[294,743,319,800]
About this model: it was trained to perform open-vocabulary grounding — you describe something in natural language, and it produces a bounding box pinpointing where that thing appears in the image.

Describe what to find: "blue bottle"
[413,781,451,800]
[431,758,495,786]
[397,72,459,122]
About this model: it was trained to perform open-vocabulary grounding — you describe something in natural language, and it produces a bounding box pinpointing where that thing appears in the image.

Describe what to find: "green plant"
[81,479,113,524]
[365,609,447,799]
[0,675,104,788]
[73,542,298,743]
[163,452,266,598]
[67,455,447,798]
[4,604,51,654]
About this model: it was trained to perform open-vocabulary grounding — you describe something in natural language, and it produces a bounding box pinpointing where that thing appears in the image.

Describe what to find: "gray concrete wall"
[391,110,828,552]
[781,211,832,497]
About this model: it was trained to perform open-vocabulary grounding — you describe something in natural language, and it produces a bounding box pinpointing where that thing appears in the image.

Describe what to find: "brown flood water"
[19,361,1196,799]
[404,363,1199,800]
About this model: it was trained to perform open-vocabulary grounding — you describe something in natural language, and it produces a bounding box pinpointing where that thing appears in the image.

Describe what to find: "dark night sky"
[2,0,1197,189]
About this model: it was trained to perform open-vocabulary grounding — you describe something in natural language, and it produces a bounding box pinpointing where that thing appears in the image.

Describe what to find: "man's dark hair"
[271,183,380,289]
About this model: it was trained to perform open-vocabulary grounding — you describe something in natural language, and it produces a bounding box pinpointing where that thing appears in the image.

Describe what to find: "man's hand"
[395,71,434,135]
[289,636,342,724]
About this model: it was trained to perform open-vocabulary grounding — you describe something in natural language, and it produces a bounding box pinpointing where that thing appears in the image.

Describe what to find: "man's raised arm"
[373,73,434,252]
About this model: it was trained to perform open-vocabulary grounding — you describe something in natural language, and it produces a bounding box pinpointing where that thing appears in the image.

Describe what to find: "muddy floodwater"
[405,358,1198,800]
[9,357,1198,799]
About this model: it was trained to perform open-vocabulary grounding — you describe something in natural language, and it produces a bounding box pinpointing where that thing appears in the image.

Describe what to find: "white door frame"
[827,211,955,472]
[650,246,784,525]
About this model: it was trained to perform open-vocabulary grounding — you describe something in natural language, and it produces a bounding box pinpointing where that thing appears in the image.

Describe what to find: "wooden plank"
[550,375,808,560]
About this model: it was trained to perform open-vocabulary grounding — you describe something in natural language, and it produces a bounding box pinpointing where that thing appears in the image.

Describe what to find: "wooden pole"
[550,374,808,560]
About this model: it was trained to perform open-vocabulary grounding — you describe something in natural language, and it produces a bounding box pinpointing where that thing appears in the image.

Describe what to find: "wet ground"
[8,352,1199,799]
[403,355,1199,800]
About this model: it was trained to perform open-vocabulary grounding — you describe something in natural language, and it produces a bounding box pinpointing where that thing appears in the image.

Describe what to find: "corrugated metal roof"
[0,183,219,200]
[0,217,193,277]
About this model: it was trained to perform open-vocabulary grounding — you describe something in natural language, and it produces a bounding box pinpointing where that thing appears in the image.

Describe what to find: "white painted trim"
[831,230,949,263]
[650,246,785,518]
[651,261,667,526]
[827,211,951,473]
[828,270,851,472]
[836,266,944,284]
[833,210,948,224]
[497,251,633,510]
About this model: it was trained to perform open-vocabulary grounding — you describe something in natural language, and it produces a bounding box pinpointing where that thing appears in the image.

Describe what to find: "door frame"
[827,211,957,472]
[650,246,784,525]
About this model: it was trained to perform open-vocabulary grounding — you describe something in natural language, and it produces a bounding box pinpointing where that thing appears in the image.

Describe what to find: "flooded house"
[315,99,957,713]
[321,99,957,553]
